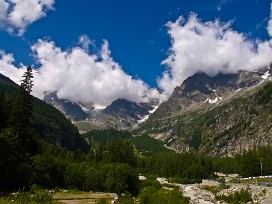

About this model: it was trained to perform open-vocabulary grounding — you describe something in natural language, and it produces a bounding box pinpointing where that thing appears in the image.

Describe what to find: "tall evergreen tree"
[9,66,38,156]
[0,66,38,191]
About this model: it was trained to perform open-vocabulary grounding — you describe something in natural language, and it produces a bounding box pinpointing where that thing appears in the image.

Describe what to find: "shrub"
[216,188,252,204]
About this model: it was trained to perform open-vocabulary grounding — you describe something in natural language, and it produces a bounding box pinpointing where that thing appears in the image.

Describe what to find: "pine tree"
[0,66,38,191]
[9,66,37,156]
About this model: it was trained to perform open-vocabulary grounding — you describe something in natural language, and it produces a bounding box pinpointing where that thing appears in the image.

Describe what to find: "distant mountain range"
[5,63,271,157]
[43,92,159,130]
[2,62,272,157]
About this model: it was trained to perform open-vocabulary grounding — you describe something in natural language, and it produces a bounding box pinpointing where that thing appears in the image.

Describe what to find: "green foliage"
[129,135,170,155]
[0,67,38,191]
[108,140,137,167]
[64,163,86,189]
[203,185,252,203]
[140,151,214,181]
[33,100,90,152]
[212,157,238,174]
[8,66,38,157]
[84,167,103,191]
[139,179,161,190]
[0,128,35,191]
[216,188,252,204]
[103,164,139,195]
[1,190,53,204]
[33,153,66,188]
[60,161,139,195]
[119,195,135,204]
[213,146,272,177]
[139,187,189,204]
[83,128,132,145]
[0,70,90,192]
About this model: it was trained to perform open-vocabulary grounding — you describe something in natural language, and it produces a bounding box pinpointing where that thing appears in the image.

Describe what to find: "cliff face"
[138,69,272,156]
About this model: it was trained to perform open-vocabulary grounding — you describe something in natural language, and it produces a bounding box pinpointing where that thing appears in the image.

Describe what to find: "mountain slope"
[95,99,156,129]
[138,69,272,156]
[44,92,93,121]
[0,74,90,152]
[150,70,264,120]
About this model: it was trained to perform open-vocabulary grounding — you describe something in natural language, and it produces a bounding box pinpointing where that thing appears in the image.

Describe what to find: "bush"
[6,190,53,204]
[139,187,189,204]
[119,195,135,204]
[216,188,252,204]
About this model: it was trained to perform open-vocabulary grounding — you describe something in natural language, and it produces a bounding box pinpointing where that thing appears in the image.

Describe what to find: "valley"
[1,66,272,204]
[1,1,272,203]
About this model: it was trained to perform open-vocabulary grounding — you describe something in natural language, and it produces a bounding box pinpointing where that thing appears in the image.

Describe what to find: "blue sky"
[0,0,272,106]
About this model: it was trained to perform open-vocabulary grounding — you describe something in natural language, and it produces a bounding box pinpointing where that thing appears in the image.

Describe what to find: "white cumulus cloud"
[158,14,272,95]
[0,0,54,35]
[0,51,25,83]
[0,39,164,106]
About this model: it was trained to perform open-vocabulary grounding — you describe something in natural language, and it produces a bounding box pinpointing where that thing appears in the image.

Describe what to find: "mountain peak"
[148,70,265,120]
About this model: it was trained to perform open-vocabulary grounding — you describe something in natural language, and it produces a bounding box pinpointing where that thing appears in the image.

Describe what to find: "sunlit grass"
[53,190,113,204]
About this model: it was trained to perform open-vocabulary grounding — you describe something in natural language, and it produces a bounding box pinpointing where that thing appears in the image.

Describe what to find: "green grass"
[53,190,113,204]
[0,189,114,204]
[0,191,54,204]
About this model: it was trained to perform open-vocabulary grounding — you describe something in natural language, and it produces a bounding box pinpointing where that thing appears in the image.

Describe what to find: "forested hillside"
[0,74,89,152]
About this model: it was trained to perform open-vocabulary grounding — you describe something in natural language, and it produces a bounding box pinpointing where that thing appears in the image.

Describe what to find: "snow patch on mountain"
[94,104,106,110]
[77,103,90,113]
[138,105,159,124]
[209,97,220,104]
[261,71,271,79]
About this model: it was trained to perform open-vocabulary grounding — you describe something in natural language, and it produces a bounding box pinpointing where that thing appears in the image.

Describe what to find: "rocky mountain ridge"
[138,67,272,156]
[149,69,269,120]
[43,92,159,129]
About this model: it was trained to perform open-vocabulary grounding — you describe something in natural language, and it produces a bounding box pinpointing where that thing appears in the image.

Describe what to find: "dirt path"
[55,199,97,204]
[53,192,116,204]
